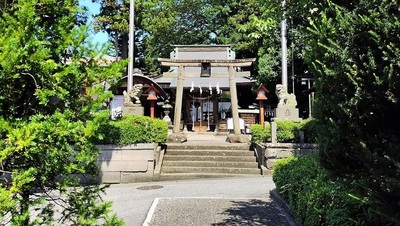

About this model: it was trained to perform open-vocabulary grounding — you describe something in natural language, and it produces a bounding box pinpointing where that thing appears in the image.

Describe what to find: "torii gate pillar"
[173,66,184,133]
[229,66,241,135]
[158,58,256,143]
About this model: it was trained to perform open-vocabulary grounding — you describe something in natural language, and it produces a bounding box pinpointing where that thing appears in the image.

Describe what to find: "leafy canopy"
[0,0,126,224]
[94,0,307,85]
[304,0,400,223]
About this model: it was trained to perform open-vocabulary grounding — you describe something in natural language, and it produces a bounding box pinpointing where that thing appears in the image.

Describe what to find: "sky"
[79,0,109,45]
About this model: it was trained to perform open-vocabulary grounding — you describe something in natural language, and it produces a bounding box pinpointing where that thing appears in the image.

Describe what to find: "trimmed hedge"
[94,115,168,145]
[299,118,318,143]
[275,119,299,143]
[273,156,395,225]
[250,123,271,143]
[251,118,318,143]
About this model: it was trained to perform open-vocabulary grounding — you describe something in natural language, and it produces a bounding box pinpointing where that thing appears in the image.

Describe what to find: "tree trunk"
[121,33,128,59]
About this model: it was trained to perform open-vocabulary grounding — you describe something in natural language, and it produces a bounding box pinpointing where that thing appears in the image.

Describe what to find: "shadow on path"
[148,198,294,226]
[211,199,292,226]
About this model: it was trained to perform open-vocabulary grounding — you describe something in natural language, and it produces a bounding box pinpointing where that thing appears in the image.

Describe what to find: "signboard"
[110,95,124,119]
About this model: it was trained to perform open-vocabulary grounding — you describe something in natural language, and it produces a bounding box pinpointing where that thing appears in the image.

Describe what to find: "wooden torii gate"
[158,58,256,135]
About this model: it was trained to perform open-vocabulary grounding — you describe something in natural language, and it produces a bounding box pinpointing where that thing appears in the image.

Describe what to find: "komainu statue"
[133,68,144,75]
[123,83,144,107]
[275,84,297,108]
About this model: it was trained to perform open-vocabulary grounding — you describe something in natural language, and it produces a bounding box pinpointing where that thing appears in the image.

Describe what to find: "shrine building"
[110,45,266,134]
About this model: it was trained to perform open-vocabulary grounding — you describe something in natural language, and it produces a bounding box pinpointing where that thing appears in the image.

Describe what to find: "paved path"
[182,132,230,145]
[103,176,296,226]
[184,132,249,142]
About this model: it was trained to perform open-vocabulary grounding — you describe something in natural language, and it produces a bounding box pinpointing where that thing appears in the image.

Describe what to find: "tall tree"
[304,0,400,223]
[94,0,313,91]
[139,0,219,72]
[94,0,130,60]
[211,0,282,84]
[0,0,126,224]
[95,0,265,73]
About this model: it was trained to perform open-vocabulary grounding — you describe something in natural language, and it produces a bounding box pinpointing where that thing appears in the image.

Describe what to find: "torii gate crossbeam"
[158,58,256,135]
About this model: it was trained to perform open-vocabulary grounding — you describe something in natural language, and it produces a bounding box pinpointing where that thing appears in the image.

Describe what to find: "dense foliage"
[273,156,396,225]
[93,0,309,87]
[304,0,400,222]
[0,0,126,224]
[275,120,300,143]
[93,0,130,60]
[95,115,168,145]
[251,118,317,143]
[250,124,271,143]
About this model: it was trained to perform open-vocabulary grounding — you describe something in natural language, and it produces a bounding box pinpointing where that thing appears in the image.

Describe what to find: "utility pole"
[281,0,288,90]
[127,0,135,92]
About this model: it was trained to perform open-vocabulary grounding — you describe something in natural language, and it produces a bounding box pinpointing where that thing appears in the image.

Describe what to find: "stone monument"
[122,83,144,116]
[274,84,300,120]
[162,100,173,130]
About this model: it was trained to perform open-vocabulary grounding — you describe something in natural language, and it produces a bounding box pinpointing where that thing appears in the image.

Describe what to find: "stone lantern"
[145,84,158,119]
[255,83,269,127]
[162,100,173,129]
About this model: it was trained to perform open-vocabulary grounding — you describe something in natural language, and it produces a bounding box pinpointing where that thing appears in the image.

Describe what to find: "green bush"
[251,119,318,143]
[276,119,318,143]
[298,118,318,143]
[275,120,300,143]
[304,1,400,221]
[273,156,395,225]
[95,115,168,145]
[250,123,271,143]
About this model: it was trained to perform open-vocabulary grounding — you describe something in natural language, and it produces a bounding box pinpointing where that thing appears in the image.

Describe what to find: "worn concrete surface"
[103,176,297,226]
[103,133,297,226]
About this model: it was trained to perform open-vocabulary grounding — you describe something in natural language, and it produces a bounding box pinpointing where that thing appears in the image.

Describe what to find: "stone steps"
[163,155,256,162]
[159,142,261,180]
[162,166,260,174]
[162,160,258,168]
[155,173,258,181]
[165,150,255,156]
[166,144,251,151]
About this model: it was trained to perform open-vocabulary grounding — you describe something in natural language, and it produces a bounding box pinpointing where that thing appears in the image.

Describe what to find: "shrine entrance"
[158,59,255,135]
[155,45,256,137]
[183,93,218,132]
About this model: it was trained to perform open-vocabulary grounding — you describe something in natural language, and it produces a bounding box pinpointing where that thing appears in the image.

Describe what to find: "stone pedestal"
[96,144,155,183]
[274,107,300,121]
[163,110,172,130]
[271,121,277,144]
[122,106,144,116]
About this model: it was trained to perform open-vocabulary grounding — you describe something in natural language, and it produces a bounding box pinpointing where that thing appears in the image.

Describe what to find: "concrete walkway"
[103,176,297,226]
[176,132,251,144]
[102,133,297,226]
[185,132,230,142]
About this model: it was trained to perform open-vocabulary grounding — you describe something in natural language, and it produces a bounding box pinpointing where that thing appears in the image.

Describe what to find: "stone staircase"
[158,141,261,180]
